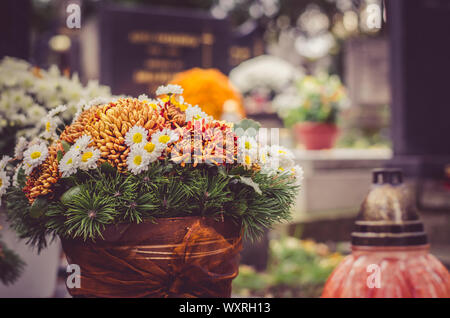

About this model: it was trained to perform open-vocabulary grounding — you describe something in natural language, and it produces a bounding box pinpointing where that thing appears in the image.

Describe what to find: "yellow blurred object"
[169,68,245,120]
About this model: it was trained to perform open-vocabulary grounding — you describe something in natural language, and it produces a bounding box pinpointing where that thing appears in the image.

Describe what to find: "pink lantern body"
[322,245,450,298]
[322,169,450,298]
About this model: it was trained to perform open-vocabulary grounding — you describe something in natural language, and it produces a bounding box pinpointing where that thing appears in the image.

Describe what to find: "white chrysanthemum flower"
[138,94,149,102]
[79,147,101,171]
[126,147,151,175]
[87,96,109,109]
[185,105,210,122]
[0,155,11,170]
[125,125,148,148]
[269,145,295,160]
[59,150,81,177]
[156,84,183,96]
[290,165,304,185]
[26,105,47,123]
[238,136,258,154]
[260,145,295,172]
[138,94,160,110]
[47,105,67,117]
[151,128,179,146]
[258,145,271,166]
[0,170,10,199]
[23,163,34,176]
[23,143,48,168]
[237,136,258,168]
[73,135,92,152]
[14,136,28,159]
[242,153,257,169]
[140,141,164,161]
[41,115,60,139]
[71,99,86,124]
[12,163,22,187]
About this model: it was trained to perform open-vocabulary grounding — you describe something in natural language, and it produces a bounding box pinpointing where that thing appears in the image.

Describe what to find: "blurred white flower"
[185,105,210,123]
[290,165,304,185]
[14,137,28,159]
[0,155,11,170]
[156,84,183,96]
[0,170,10,199]
[230,55,303,94]
[47,105,67,117]
[0,56,111,152]
[272,91,303,119]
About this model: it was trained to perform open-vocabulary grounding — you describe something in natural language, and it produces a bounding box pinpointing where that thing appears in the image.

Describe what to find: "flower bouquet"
[273,73,348,149]
[0,85,302,298]
[0,56,110,156]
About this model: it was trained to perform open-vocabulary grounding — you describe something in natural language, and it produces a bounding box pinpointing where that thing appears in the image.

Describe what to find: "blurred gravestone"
[342,38,390,144]
[0,0,30,59]
[228,21,265,68]
[387,0,450,178]
[344,38,390,108]
[99,4,232,96]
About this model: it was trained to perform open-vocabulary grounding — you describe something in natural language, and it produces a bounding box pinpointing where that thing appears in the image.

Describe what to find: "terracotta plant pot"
[61,216,242,298]
[293,122,339,150]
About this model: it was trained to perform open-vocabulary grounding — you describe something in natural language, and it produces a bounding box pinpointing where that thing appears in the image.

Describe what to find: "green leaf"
[30,197,48,218]
[60,185,83,205]
[56,150,63,163]
[238,176,262,195]
[61,140,71,153]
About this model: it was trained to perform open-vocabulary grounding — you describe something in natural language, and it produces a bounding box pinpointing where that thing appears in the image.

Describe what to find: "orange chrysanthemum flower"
[23,142,62,203]
[60,98,186,171]
[169,68,245,120]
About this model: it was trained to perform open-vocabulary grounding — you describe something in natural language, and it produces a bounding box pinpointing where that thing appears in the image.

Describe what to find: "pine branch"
[0,240,25,285]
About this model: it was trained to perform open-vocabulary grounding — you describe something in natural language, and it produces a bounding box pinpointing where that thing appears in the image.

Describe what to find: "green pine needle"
[0,240,25,285]
[4,161,299,244]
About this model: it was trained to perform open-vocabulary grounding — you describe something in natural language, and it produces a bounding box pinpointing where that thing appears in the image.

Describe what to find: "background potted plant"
[273,73,349,150]
[0,85,303,298]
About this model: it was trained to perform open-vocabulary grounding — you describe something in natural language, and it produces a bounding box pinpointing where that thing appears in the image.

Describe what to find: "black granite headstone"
[387,0,450,178]
[99,4,232,96]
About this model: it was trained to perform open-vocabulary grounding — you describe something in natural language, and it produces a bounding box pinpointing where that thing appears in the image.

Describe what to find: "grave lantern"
[322,169,450,298]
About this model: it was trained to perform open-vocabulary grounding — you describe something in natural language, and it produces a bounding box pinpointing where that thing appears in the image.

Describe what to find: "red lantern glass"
[322,169,450,298]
